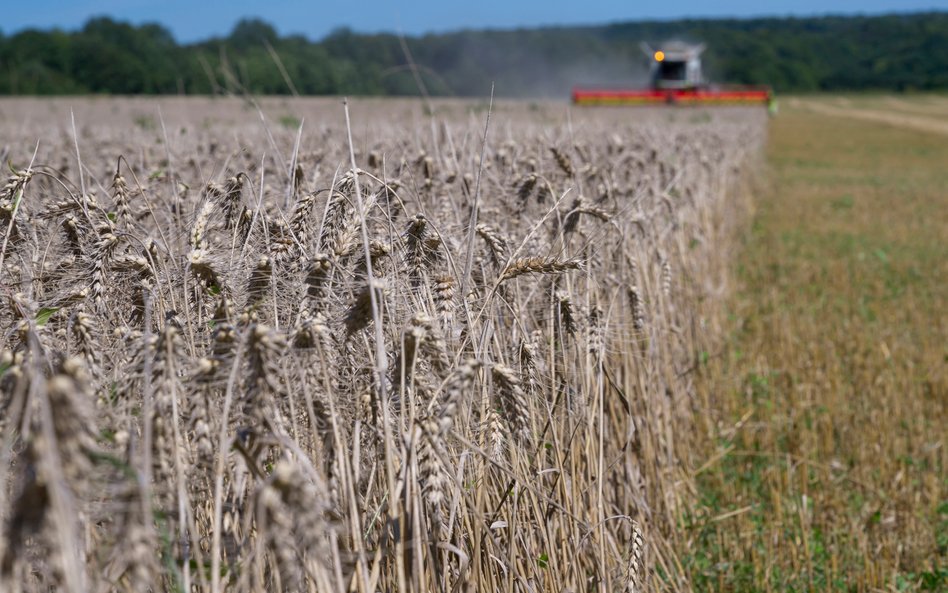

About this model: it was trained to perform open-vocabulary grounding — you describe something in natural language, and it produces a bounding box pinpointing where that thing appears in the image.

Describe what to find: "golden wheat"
[0,97,764,593]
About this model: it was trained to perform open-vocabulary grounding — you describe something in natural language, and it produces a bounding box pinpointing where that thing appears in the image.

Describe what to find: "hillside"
[1,12,946,96]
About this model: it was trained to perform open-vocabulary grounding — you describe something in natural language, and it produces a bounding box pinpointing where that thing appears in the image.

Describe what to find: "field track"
[788,96,948,137]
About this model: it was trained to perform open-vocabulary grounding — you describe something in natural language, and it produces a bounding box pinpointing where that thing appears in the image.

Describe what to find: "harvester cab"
[572,41,774,107]
[644,41,706,90]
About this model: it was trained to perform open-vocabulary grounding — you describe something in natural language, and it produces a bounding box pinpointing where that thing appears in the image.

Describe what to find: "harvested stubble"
[0,97,765,592]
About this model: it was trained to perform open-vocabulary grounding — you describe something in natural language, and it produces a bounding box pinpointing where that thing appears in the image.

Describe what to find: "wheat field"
[0,97,766,592]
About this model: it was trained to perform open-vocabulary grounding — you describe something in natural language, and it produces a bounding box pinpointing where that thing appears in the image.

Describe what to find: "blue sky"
[4,1,947,42]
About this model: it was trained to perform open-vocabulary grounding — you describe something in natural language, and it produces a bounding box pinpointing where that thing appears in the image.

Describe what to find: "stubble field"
[686,97,947,592]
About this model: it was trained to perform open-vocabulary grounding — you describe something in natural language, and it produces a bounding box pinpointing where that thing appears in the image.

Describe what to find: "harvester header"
[572,41,773,107]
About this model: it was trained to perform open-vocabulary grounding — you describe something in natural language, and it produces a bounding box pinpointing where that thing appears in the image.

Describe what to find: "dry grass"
[686,102,947,592]
[0,97,765,592]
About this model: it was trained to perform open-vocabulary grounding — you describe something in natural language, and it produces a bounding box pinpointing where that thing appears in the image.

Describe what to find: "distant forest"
[1,12,946,96]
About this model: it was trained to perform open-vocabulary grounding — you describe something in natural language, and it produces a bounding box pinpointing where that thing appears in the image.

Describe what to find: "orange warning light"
[654,51,665,62]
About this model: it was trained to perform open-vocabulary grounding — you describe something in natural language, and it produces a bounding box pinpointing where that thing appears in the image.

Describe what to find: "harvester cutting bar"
[572,87,773,106]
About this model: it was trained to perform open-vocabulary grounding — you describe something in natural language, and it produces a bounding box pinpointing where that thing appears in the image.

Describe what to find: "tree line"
[1,12,946,96]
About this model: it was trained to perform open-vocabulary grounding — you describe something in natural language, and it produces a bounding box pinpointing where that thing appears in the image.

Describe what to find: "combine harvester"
[572,41,774,108]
